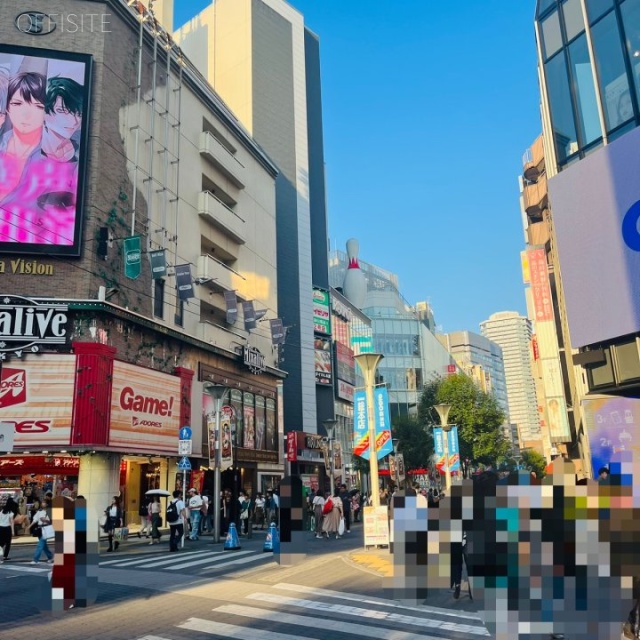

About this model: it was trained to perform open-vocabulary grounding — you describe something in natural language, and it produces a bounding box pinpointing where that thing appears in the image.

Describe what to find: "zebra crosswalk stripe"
[100,550,215,568]
[178,618,299,640]
[162,550,255,571]
[214,604,469,640]
[272,582,485,621]
[245,592,490,636]
[194,553,275,573]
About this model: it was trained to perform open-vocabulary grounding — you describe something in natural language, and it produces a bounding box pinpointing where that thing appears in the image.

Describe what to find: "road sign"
[177,456,191,470]
[179,426,192,440]
[178,440,193,456]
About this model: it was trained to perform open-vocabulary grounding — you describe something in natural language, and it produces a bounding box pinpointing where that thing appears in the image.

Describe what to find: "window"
[174,298,184,327]
[585,0,614,24]
[243,392,255,449]
[231,390,243,448]
[545,50,579,162]
[620,0,640,111]
[589,347,615,387]
[563,0,586,41]
[539,0,558,16]
[591,11,633,131]
[266,398,276,451]
[255,396,266,450]
[569,34,602,145]
[541,10,564,59]
[153,279,164,319]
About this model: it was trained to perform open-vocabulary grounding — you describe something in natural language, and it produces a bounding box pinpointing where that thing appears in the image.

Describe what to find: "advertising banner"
[123,235,142,280]
[242,301,257,331]
[363,505,390,546]
[548,126,640,346]
[314,337,332,385]
[269,318,285,345]
[313,288,331,335]
[334,342,355,385]
[286,431,297,462]
[0,44,92,256]
[353,387,393,460]
[582,395,640,478]
[351,334,373,355]
[0,354,75,448]
[175,264,194,301]
[149,249,167,280]
[109,361,181,454]
[528,248,554,322]
[434,427,461,472]
[224,291,238,324]
[336,379,354,402]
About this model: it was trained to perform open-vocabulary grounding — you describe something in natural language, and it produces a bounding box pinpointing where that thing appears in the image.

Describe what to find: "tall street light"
[433,403,452,493]
[355,352,384,508]
[203,382,228,544]
[323,418,337,496]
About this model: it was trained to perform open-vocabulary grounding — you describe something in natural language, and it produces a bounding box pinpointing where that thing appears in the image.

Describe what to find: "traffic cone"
[263,522,279,553]
[224,523,241,551]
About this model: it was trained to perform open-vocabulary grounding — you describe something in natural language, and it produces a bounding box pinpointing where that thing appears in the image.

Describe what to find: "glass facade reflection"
[537,0,640,168]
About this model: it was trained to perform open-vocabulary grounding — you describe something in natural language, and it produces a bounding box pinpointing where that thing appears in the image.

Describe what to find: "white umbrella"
[145,489,171,497]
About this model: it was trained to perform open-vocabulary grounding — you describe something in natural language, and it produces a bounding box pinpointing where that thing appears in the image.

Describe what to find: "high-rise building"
[175,0,331,436]
[531,0,640,476]
[480,312,541,448]
[329,245,455,418]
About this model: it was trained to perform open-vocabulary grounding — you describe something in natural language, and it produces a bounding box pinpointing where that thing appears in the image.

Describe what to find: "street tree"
[418,374,511,468]
[391,414,434,472]
[521,449,547,478]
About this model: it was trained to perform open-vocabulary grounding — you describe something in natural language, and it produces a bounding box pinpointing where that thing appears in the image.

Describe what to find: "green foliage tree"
[419,374,511,468]
[391,414,434,472]
[521,449,548,478]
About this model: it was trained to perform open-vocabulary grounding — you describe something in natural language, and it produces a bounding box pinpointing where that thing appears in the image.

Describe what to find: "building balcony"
[523,173,548,219]
[196,253,244,292]
[199,131,246,189]
[198,191,246,245]
[523,136,545,182]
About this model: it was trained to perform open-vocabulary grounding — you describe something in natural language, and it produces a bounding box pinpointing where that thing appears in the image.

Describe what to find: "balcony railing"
[196,254,244,292]
[523,173,548,218]
[198,191,246,244]
[199,131,246,189]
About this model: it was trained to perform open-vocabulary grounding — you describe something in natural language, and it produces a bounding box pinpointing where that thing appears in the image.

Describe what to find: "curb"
[347,549,393,577]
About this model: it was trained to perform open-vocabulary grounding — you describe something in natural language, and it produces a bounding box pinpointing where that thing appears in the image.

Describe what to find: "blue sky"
[173,1,542,334]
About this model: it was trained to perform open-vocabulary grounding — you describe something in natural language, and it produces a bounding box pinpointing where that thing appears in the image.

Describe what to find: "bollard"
[263,522,279,553]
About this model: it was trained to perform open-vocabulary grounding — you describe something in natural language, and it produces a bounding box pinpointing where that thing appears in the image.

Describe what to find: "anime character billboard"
[0,45,92,256]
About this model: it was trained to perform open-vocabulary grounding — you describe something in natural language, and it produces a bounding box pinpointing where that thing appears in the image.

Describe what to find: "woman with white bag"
[321,489,344,539]
[30,499,54,564]
[0,501,14,562]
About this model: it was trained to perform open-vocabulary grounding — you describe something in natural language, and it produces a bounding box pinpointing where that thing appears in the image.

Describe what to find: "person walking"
[322,490,343,539]
[0,501,14,562]
[238,491,250,536]
[339,485,351,533]
[312,489,325,539]
[254,493,266,529]
[187,488,203,541]
[167,489,186,552]
[149,496,162,545]
[138,499,151,538]
[103,496,123,552]
[30,499,53,564]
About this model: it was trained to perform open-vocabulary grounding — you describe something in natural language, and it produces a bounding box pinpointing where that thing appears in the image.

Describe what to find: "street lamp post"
[392,438,400,488]
[203,382,228,544]
[355,353,384,508]
[323,419,337,496]
[433,403,452,493]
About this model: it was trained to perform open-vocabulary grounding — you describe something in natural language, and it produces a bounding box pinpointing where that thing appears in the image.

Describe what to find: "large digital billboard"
[548,126,640,347]
[0,44,92,256]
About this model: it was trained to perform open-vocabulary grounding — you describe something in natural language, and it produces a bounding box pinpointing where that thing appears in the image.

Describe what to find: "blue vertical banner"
[433,427,445,470]
[447,426,461,471]
[353,387,394,460]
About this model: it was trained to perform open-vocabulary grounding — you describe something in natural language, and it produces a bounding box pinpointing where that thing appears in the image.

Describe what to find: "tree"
[521,450,547,478]
[391,414,434,472]
[419,374,511,468]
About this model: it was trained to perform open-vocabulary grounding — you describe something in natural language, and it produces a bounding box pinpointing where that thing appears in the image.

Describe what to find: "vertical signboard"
[312,288,331,335]
[433,427,445,471]
[314,337,332,385]
[353,388,393,460]
[447,426,461,472]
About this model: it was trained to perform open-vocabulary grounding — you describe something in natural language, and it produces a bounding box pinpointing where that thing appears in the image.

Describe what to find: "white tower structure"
[342,238,367,309]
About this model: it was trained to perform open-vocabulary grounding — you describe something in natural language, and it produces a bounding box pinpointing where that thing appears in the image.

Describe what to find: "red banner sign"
[286,431,297,462]
[0,455,79,475]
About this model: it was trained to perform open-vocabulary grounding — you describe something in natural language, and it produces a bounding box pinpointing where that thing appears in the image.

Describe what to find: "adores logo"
[0,368,27,408]
[132,416,162,428]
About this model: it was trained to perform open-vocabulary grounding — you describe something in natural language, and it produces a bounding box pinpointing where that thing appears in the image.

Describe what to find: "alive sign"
[0,296,68,354]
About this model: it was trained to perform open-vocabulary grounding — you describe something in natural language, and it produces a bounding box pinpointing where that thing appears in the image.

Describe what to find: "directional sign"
[178,440,193,456]
[179,426,192,440]
[177,456,191,471]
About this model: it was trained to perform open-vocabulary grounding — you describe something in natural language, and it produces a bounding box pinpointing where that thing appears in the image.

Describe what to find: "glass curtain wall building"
[537,0,640,166]
[329,250,455,419]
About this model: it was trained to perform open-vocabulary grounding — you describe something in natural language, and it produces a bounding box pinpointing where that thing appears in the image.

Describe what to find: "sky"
[173,1,542,335]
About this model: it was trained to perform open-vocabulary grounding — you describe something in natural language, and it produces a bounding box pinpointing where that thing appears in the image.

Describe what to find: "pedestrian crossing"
[98,547,276,576]
[134,581,490,640]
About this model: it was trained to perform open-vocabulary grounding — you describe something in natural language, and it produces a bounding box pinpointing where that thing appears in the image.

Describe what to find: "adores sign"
[109,361,181,454]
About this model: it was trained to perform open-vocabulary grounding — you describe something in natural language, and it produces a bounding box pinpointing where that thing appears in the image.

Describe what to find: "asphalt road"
[0,523,491,640]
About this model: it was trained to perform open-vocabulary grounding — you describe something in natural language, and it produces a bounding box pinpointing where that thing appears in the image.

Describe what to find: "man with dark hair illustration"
[42,77,83,162]
[0,69,9,133]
